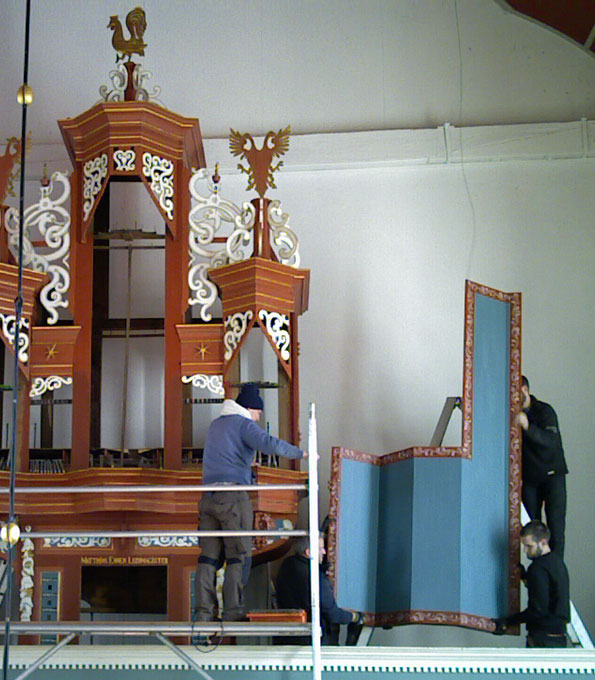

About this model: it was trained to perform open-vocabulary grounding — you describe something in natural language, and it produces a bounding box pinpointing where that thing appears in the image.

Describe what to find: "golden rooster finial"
[108,7,147,63]
[229,125,291,198]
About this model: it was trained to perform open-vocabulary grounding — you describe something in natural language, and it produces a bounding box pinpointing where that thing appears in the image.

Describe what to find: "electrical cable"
[453,0,479,280]
[190,609,224,653]
[2,2,31,677]
[196,623,223,653]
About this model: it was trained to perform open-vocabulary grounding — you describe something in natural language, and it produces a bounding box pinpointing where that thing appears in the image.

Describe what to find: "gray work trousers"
[194,490,253,621]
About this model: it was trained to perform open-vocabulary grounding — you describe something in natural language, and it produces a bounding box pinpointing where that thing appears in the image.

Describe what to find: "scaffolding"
[0,404,323,680]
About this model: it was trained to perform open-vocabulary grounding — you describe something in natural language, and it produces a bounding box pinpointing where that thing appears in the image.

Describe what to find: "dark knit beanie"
[236,384,264,410]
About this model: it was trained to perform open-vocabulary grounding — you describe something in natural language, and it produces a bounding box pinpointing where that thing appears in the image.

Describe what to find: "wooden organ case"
[0,76,309,641]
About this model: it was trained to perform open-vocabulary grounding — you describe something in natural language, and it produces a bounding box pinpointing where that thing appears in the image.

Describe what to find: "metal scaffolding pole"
[0,483,306,494]
[7,621,311,636]
[5,624,313,680]
[2,412,323,678]
[308,403,322,680]
[23,529,306,539]
[12,633,76,680]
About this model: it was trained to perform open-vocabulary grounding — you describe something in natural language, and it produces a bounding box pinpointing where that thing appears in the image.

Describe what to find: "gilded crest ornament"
[108,7,147,62]
[229,125,291,197]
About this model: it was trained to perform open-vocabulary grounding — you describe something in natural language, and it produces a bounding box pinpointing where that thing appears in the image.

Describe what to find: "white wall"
[2,1,595,142]
[281,156,595,641]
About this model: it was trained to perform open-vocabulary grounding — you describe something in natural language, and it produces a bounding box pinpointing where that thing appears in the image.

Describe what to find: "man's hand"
[514,411,529,430]
[346,612,365,646]
[491,617,509,635]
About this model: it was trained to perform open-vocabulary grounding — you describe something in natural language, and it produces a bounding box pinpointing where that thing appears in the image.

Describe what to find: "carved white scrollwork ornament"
[19,529,34,622]
[83,154,108,221]
[43,537,112,548]
[258,310,291,361]
[224,311,254,361]
[0,314,30,363]
[187,169,301,322]
[98,63,128,102]
[113,149,136,172]
[187,262,219,322]
[188,169,257,321]
[29,376,73,398]
[267,200,300,267]
[137,536,199,548]
[181,374,224,395]
[132,64,163,104]
[188,169,256,321]
[98,63,163,105]
[5,171,71,325]
[142,153,174,220]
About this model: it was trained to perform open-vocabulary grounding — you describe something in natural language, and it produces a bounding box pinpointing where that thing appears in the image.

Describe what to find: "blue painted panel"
[410,458,462,612]
[459,293,510,617]
[336,458,380,613]
[333,288,514,624]
[376,458,413,612]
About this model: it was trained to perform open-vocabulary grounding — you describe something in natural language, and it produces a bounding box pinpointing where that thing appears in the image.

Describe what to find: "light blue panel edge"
[336,458,380,613]
[459,292,510,617]
[376,458,413,612]
[410,457,462,612]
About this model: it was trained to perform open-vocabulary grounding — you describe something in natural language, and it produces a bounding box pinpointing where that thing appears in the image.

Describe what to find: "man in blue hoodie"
[194,384,305,622]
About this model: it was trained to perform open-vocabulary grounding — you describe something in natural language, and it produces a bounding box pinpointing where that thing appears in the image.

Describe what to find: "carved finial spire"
[40,163,50,187]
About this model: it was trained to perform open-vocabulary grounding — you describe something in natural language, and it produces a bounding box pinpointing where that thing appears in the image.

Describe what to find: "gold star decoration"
[45,343,58,360]
[194,344,208,360]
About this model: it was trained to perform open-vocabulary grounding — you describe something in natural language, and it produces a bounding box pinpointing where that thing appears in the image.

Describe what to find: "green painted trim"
[6,645,595,674]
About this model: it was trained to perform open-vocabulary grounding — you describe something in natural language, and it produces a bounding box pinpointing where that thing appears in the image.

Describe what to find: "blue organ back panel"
[410,458,462,613]
[375,458,414,612]
[459,292,511,618]
[336,457,380,613]
[330,282,519,628]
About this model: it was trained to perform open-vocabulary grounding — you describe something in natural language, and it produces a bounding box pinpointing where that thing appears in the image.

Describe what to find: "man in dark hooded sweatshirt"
[194,384,305,622]
[275,534,363,645]
[516,376,568,557]
[493,520,569,647]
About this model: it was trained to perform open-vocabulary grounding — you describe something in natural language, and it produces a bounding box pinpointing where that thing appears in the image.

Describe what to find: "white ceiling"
[1,0,594,148]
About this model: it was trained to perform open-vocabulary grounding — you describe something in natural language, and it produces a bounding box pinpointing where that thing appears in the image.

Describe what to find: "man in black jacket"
[493,520,569,647]
[516,376,568,556]
[275,535,363,645]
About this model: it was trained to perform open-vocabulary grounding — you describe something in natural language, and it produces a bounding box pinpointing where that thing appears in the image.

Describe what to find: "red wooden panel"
[29,326,81,378]
[176,323,224,375]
